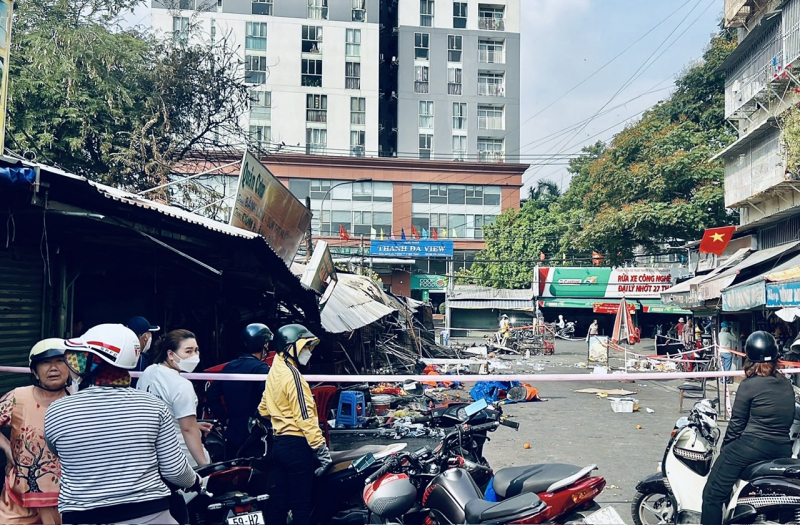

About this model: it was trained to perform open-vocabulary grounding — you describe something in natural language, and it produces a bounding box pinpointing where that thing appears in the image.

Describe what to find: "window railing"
[351,146,365,157]
[346,77,361,89]
[453,151,466,161]
[252,1,272,15]
[478,81,505,97]
[414,81,430,94]
[352,9,365,21]
[478,18,505,30]
[308,5,328,19]
[478,49,505,63]
[306,144,327,155]
[448,83,462,95]
[478,115,503,130]
[478,150,504,162]
[306,109,327,123]
[302,75,322,87]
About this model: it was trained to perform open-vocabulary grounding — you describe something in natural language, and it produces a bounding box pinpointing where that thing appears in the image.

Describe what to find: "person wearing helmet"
[44,324,199,525]
[128,316,161,386]
[701,331,795,525]
[498,314,511,346]
[258,324,328,525]
[205,323,273,459]
[0,339,69,524]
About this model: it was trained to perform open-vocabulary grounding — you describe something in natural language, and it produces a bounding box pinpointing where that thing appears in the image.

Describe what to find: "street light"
[318,178,373,237]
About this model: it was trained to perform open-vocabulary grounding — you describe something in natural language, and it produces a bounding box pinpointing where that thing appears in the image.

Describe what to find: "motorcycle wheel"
[632,490,675,525]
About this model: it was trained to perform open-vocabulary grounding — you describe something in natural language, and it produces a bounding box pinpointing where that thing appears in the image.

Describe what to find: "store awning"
[449,300,534,311]
[660,248,751,307]
[539,299,596,309]
[722,251,800,312]
[635,300,692,314]
[539,298,691,314]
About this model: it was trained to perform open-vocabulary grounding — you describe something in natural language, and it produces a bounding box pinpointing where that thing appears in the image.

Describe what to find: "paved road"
[332,337,729,524]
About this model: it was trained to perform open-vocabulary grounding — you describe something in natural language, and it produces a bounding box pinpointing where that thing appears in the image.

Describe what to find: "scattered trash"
[636,425,643,430]
[608,485,619,490]
[646,408,655,413]
[575,388,636,396]
[609,397,639,413]
[593,366,609,375]
[523,443,531,449]
[533,362,545,372]
[575,362,588,368]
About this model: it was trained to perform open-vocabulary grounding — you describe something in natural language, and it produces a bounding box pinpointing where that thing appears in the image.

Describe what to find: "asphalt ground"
[331,337,735,524]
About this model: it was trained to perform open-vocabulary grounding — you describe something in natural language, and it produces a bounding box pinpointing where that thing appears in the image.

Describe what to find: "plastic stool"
[336,391,365,428]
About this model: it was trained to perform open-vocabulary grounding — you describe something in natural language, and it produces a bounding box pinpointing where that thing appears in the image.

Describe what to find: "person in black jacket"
[206,323,272,459]
[701,331,795,525]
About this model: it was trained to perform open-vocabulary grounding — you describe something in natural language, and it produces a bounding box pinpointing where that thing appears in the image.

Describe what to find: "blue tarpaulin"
[0,167,36,188]
[469,381,521,403]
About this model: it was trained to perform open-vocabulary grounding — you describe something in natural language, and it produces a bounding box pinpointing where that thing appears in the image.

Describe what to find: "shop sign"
[766,281,800,307]
[722,281,766,312]
[411,274,447,290]
[229,151,312,266]
[535,267,679,299]
[370,239,454,258]
[593,302,636,315]
[301,240,337,295]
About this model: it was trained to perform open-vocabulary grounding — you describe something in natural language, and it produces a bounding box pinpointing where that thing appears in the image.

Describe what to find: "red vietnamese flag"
[339,224,350,241]
[411,225,420,239]
[698,226,736,255]
[432,228,439,240]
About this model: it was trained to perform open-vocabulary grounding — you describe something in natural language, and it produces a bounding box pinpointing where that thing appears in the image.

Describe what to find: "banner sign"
[593,302,636,315]
[766,281,800,307]
[301,240,337,295]
[229,151,311,266]
[370,239,454,258]
[412,274,447,290]
[535,267,681,299]
[722,281,766,312]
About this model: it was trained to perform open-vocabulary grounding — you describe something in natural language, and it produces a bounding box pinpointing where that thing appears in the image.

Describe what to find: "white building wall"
[398,0,520,34]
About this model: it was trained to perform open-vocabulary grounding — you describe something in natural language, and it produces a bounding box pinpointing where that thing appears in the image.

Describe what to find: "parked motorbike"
[632,399,800,524]
[184,458,270,525]
[554,322,576,340]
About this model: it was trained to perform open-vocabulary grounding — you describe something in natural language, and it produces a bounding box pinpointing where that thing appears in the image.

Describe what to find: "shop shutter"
[0,249,43,394]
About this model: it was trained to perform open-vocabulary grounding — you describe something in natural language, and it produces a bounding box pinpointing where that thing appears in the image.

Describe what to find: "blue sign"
[767,281,800,307]
[370,239,454,258]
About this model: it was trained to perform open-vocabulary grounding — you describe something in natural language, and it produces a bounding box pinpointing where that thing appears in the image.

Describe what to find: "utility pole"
[305,196,313,262]
[360,234,365,276]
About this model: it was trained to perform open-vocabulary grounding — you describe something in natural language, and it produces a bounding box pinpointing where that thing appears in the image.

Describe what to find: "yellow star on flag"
[711,232,725,242]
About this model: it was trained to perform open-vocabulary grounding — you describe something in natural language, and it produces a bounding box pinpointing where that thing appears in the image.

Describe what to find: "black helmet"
[745,331,778,363]
[274,324,317,360]
[243,323,273,354]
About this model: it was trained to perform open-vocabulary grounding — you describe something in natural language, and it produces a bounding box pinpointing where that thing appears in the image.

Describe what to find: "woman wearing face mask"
[136,329,210,468]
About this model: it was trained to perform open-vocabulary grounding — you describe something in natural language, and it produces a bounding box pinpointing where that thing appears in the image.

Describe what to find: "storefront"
[410,274,447,311]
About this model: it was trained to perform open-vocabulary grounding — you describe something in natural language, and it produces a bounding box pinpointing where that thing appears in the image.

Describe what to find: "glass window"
[331,182,351,200]
[453,2,467,28]
[374,212,392,231]
[346,28,361,57]
[308,0,328,20]
[414,66,429,94]
[478,72,505,97]
[484,186,501,205]
[430,213,448,228]
[478,5,505,30]
[351,97,366,125]
[447,35,462,62]
[452,102,467,130]
[252,0,273,15]
[245,22,267,51]
[478,138,504,162]
[301,59,323,87]
[302,25,323,53]
[449,214,466,238]
[352,0,366,21]
[332,210,351,231]
[345,62,361,90]
[353,181,372,201]
[306,94,327,122]
[466,185,484,205]
[448,67,462,96]
[306,128,327,155]
[420,0,434,27]
[374,182,393,202]
[249,124,270,149]
[412,184,430,203]
[289,179,310,200]
[478,105,504,130]
[173,17,189,45]
[250,90,271,115]
[419,101,434,129]
[415,32,429,60]
[419,134,433,160]
[448,185,466,204]
[452,136,467,161]
[350,130,365,157]
[412,213,430,232]
[478,39,505,63]
[430,184,447,204]
[245,55,267,84]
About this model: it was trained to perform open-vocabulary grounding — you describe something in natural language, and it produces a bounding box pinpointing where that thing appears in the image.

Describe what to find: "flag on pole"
[390,230,396,240]
[441,228,448,238]
[411,225,420,239]
[370,227,376,240]
[698,226,737,255]
[422,228,428,239]
[380,229,385,241]
[401,228,406,240]
[432,228,438,240]
[339,225,350,241]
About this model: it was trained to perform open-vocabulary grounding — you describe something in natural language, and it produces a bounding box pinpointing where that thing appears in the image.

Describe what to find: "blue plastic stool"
[336,391,366,428]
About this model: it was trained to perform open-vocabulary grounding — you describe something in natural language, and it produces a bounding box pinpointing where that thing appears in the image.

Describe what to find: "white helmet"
[68,324,141,369]
[679,317,685,323]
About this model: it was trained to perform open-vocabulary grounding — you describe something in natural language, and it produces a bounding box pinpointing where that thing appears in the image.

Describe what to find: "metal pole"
[445,258,454,334]
[360,234,365,276]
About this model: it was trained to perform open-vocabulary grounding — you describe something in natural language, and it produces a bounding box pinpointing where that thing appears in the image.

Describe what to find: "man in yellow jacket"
[258,324,329,525]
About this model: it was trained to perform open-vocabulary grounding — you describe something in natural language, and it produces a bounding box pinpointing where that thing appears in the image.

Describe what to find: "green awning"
[539,299,597,309]
[636,300,691,314]
[540,298,690,314]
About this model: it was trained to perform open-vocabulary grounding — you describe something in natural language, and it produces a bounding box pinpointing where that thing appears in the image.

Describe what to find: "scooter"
[632,399,800,524]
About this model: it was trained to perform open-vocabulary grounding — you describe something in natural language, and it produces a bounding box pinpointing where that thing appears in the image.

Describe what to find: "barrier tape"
[3,366,800,383]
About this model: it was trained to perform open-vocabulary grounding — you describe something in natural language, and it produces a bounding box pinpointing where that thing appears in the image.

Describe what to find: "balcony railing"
[306,144,327,155]
[478,116,503,130]
[306,109,327,123]
[478,18,505,31]
[478,49,505,64]
[478,151,504,163]
[351,146,365,157]
[478,81,505,97]
[414,81,430,94]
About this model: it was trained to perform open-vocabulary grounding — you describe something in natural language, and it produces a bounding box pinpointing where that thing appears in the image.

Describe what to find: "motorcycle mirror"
[352,453,376,473]
[465,399,488,417]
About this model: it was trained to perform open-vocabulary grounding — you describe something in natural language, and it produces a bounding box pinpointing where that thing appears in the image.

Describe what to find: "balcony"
[478,115,503,130]
[478,49,505,64]
[478,80,505,97]
[478,149,504,163]
[724,0,752,28]
[478,18,505,31]
[351,146,365,157]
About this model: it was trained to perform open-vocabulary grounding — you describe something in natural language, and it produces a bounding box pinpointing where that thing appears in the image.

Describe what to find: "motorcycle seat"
[740,458,800,481]
[330,444,403,466]
[465,492,545,524]
[492,463,595,498]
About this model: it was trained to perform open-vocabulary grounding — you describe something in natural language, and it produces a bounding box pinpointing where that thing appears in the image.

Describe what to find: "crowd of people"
[0,317,329,525]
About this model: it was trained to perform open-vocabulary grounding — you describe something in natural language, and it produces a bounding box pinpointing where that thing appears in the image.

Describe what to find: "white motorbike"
[632,396,800,524]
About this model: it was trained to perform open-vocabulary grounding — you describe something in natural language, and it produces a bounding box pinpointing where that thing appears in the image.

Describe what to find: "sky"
[123,0,723,194]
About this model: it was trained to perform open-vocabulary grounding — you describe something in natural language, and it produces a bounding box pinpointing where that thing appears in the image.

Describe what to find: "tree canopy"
[463,29,738,287]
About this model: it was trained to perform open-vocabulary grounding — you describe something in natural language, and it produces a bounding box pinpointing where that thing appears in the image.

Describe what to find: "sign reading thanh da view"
[229,151,312,266]
[370,240,454,258]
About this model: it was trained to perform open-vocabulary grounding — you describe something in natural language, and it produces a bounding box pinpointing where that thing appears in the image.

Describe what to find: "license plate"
[226,511,264,525]
[583,505,624,524]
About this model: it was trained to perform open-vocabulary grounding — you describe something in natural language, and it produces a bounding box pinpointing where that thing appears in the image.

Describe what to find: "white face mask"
[172,354,200,373]
[298,349,313,366]
[143,336,152,353]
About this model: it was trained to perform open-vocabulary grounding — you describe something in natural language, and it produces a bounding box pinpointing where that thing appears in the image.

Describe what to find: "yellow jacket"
[258,353,324,449]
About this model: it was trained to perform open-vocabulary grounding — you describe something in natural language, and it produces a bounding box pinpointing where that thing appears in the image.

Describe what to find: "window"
[332,210,351,233]
[430,183,447,203]
[415,33,430,60]
[478,4,505,30]
[373,211,392,232]
[351,97,366,125]
[245,55,267,84]
[448,67,462,95]
[302,59,323,86]
[289,179,310,200]
[478,105,504,130]
[466,185,484,205]
[306,94,327,122]
[478,138,504,162]
[430,213,448,229]
[419,101,434,129]
[412,184,430,203]
[447,35,462,62]
[373,183,392,202]
[245,22,267,51]
[352,0,366,21]
[346,28,361,57]
[249,124,270,149]
[412,213,430,233]
[249,90,271,119]
[210,19,216,42]
[453,2,467,28]
[345,62,361,89]
[453,136,467,161]
[478,72,505,96]
[173,17,189,45]
[179,0,195,10]
[472,215,495,239]
[252,0,272,15]
[302,26,323,53]
[308,0,328,20]
[306,128,327,154]
[479,39,505,63]
[452,102,467,130]
[484,185,501,205]
[447,185,466,204]
[351,131,365,157]
[419,134,433,159]
[420,0,434,27]
[353,182,373,201]
[353,211,372,235]
[414,65,429,94]
[448,214,466,238]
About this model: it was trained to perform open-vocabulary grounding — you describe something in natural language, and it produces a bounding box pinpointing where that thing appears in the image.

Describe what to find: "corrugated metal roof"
[320,279,396,333]
[449,299,534,310]
[661,248,751,296]
[450,285,533,300]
